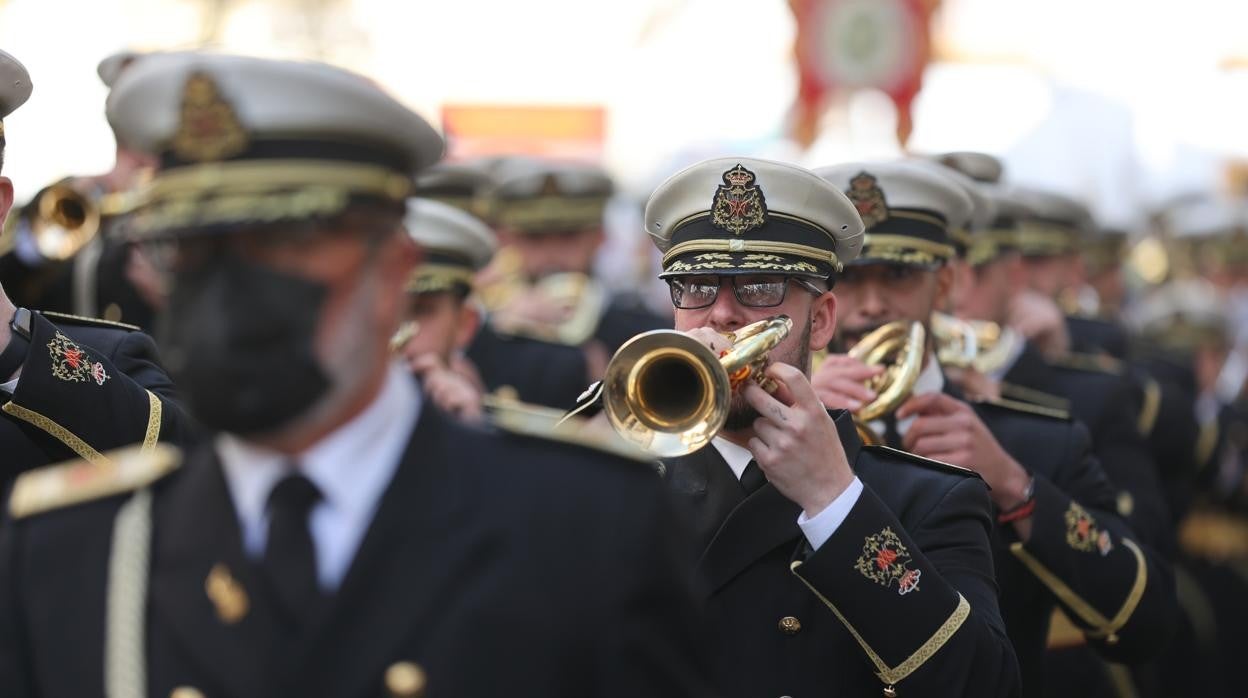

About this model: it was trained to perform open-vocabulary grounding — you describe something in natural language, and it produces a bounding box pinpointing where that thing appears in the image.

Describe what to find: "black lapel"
[696,411,864,595]
[149,445,272,698]
[294,404,473,697]
[663,444,746,553]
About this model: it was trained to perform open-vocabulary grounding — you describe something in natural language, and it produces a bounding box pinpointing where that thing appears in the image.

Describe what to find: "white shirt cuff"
[1,371,20,393]
[797,477,864,551]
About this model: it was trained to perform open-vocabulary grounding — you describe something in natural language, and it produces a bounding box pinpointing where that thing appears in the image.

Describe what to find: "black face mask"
[159,254,331,436]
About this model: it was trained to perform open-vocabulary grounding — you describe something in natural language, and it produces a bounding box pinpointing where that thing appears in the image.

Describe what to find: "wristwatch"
[0,307,32,381]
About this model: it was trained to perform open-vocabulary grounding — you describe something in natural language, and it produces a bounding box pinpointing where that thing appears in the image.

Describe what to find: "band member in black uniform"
[0,49,189,485]
[0,50,164,331]
[414,161,595,410]
[0,52,712,698]
[810,160,1176,696]
[641,156,1020,697]
[479,157,667,369]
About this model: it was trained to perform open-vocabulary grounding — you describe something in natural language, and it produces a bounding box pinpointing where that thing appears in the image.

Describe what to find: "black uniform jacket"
[1,311,190,485]
[467,323,589,410]
[0,402,714,698]
[969,398,1177,696]
[661,409,1021,698]
[1003,342,1172,552]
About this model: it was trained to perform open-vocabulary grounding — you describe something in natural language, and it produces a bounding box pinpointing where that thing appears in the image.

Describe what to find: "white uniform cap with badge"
[0,48,33,128]
[1009,186,1093,258]
[815,161,973,269]
[933,151,1005,185]
[907,158,997,260]
[645,157,864,280]
[105,51,444,239]
[484,157,613,233]
[404,198,497,295]
[414,161,497,219]
[1129,279,1228,353]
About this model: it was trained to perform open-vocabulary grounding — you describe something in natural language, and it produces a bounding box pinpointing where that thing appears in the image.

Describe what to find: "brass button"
[1116,491,1134,517]
[385,661,427,697]
[778,615,802,635]
[171,688,205,698]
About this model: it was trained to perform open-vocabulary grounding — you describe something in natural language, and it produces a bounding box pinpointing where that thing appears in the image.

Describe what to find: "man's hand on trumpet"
[809,353,884,411]
[407,353,485,422]
[741,363,856,519]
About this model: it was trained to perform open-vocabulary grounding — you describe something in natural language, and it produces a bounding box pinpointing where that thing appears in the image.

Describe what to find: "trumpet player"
[636,157,1020,697]
[811,160,1177,696]
[0,50,162,330]
[0,48,190,485]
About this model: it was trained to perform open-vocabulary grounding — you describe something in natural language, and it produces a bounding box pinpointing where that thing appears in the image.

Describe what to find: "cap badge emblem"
[171,72,249,163]
[711,165,767,235]
[855,526,921,595]
[847,172,890,229]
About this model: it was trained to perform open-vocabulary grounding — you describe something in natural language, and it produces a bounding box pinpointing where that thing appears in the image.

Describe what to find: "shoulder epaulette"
[998,381,1071,412]
[485,394,654,464]
[9,444,180,519]
[39,310,141,332]
[863,444,982,480]
[1052,352,1124,376]
[973,396,1071,421]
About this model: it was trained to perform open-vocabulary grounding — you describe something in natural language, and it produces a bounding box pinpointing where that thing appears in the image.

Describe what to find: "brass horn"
[602,315,792,457]
[848,321,926,445]
[930,312,979,368]
[27,183,102,261]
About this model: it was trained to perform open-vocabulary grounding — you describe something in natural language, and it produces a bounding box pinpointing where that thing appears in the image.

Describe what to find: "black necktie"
[740,459,767,495]
[263,471,323,626]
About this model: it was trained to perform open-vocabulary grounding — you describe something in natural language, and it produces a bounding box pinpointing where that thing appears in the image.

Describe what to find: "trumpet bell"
[603,330,730,458]
[602,315,792,457]
[31,183,101,261]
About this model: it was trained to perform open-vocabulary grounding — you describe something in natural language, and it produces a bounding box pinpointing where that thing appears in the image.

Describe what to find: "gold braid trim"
[662,239,841,270]
[3,401,109,465]
[144,160,412,201]
[862,234,956,260]
[1009,538,1148,645]
[790,560,971,686]
[406,264,475,294]
[141,391,162,455]
[1137,379,1162,437]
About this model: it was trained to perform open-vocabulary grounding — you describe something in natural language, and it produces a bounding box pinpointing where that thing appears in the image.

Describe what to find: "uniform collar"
[218,362,421,560]
[710,436,754,481]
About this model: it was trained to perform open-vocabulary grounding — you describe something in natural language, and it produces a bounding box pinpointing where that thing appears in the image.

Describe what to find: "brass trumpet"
[23,183,100,261]
[848,321,926,445]
[602,315,792,457]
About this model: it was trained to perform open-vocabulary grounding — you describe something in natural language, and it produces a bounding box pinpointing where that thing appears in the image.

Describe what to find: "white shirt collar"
[218,361,421,588]
[711,436,755,481]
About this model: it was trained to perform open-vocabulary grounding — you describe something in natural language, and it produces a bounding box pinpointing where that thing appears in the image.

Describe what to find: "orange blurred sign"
[441,104,606,161]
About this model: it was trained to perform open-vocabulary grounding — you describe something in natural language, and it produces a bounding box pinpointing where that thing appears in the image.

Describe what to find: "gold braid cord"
[105,488,153,698]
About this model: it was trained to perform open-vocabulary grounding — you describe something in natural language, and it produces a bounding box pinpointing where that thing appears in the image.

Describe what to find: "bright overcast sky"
[3,0,1247,229]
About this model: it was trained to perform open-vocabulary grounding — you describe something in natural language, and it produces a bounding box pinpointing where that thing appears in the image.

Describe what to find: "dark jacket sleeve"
[1086,376,1175,557]
[1008,424,1178,661]
[789,477,1021,697]
[3,312,194,465]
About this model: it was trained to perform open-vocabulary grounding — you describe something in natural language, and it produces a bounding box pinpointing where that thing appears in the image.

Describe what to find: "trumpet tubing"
[848,320,926,427]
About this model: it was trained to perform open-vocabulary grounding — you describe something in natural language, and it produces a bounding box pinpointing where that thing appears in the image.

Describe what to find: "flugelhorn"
[602,315,792,457]
[848,321,926,445]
